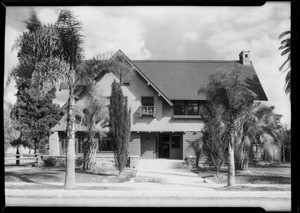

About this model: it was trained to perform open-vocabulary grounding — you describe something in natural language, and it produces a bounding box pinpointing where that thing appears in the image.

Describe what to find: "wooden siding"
[129,132,141,156]
[141,133,157,159]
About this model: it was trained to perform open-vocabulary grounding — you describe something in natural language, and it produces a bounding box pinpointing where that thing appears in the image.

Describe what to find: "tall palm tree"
[55,9,84,189]
[279,30,291,95]
[235,103,282,170]
[199,69,256,186]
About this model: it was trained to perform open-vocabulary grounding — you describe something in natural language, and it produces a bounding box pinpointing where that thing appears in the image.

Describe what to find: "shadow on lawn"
[75,169,117,177]
[246,175,291,184]
[5,171,61,183]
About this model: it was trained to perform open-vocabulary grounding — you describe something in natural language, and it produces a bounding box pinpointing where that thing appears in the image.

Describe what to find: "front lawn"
[192,163,291,185]
[5,166,137,184]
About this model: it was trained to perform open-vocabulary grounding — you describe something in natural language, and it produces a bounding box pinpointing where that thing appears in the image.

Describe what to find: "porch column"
[49,132,59,156]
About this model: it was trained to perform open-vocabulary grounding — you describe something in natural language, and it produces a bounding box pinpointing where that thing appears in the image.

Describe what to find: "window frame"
[174,100,202,116]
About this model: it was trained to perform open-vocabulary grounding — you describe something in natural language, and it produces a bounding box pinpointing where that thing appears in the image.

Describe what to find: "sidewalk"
[5,181,291,195]
[5,181,291,210]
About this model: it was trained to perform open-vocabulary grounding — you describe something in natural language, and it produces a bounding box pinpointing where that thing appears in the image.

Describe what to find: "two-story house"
[49,50,267,164]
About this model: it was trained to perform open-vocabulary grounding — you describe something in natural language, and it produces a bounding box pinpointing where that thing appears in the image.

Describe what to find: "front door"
[159,134,170,158]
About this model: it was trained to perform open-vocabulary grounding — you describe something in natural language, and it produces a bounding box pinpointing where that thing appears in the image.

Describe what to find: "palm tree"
[279,30,291,95]
[54,9,85,189]
[235,103,282,170]
[74,84,109,171]
[199,69,256,186]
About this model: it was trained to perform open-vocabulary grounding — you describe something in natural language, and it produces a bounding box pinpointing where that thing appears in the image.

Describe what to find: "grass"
[192,163,291,185]
[213,185,291,191]
[5,166,137,184]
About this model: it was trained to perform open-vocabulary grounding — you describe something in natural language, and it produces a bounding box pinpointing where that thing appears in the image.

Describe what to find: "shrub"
[76,156,84,167]
[43,156,57,167]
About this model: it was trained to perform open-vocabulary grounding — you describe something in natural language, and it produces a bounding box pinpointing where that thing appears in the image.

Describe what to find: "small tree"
[186,138,202,168]
[75,85,109,171]
[202,117,227,178]
[109,80,131,178]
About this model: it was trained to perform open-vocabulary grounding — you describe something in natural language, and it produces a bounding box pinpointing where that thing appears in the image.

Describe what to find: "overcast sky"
[4,3,291,127]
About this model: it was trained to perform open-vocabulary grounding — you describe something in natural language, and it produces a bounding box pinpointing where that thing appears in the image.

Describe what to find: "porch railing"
[139,106,156,117]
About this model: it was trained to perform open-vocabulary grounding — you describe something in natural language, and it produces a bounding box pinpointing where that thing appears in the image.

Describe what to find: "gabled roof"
[132,60,268,101]
[115,50,174,106]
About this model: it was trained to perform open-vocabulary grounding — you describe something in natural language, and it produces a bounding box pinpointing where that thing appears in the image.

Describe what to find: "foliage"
[109,80,131,177]
[186,138,202,168]
[10,85,60,153]
[279,30,291,95]
[235,103,282,170]
[75,156,84,167]
[25,10,42,33]
[43,156,58,167]
[4,101,20,154]
[7,12,61,154]
[202,115,228,177]
[75,84,109,171]
[199,68,257,186]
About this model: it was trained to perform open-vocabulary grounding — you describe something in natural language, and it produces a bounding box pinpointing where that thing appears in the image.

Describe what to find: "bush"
[43,156,57,167]
[76,156,84,167]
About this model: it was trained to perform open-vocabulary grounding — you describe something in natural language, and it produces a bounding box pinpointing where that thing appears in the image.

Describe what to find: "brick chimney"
[239,50,251,65]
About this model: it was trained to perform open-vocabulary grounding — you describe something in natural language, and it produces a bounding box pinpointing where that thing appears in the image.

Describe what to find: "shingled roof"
[132,60,268,101]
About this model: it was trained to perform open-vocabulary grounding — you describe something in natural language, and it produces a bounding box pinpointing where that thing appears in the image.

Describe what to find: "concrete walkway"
[134,159,209,186]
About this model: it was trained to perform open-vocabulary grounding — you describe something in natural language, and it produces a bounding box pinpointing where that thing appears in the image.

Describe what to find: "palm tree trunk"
[83,135,97,171]
[65,79,76,190]
[227,127,235,186]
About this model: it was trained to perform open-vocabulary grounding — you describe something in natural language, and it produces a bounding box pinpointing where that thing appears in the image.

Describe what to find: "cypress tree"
[109,80,130,178]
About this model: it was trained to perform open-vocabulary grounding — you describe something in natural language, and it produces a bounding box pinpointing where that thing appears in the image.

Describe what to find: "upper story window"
[173,100,203,116]
[139,97,156,117]
[142,97,154,106]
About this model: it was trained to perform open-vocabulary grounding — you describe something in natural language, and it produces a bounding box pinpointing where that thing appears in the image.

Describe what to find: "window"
[174,100,185,115]
[141,97,154,106]
[174,100,201,116]
[98,136,113,151]
[171,133,181,148]
[187,100,199,115]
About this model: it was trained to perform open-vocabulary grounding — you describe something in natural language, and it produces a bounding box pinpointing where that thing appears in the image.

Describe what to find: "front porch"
[140,132,182,159]
[139,131,201,160]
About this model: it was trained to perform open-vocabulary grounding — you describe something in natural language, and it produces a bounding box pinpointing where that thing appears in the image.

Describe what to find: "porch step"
[137,159,188,169]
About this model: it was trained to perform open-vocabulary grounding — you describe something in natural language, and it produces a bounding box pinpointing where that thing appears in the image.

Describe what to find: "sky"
[4,3,291,127]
